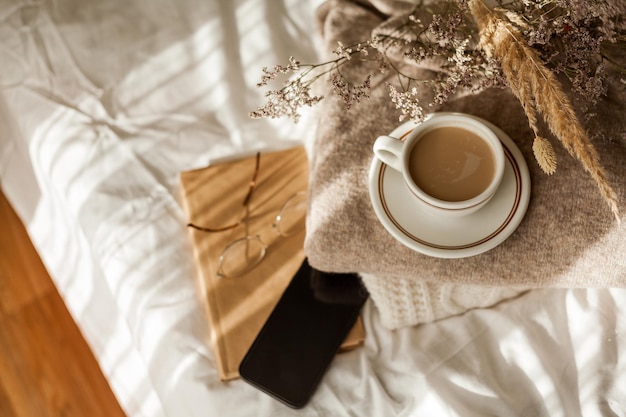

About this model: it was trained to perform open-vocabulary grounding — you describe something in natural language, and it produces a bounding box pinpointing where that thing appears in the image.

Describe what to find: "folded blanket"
[304,0,626,328]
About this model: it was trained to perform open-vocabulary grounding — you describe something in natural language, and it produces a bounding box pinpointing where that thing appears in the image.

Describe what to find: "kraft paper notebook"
[179,146,365,381]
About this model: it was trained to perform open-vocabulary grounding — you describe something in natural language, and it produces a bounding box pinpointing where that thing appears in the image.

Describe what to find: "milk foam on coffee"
[408,126,495,202]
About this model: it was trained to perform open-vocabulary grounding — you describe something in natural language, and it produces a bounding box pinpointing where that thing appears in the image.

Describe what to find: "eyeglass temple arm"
[241,151,260,206]
[186,152,261,233]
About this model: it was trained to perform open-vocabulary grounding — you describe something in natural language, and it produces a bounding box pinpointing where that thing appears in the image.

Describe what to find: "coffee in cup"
[373,113,505,217]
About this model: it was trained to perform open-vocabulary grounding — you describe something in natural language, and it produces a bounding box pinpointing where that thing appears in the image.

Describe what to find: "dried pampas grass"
[532,136,557,176]
[469,0,620,222]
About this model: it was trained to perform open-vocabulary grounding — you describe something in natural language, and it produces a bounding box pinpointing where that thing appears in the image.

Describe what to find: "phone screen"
[239,258,368,408]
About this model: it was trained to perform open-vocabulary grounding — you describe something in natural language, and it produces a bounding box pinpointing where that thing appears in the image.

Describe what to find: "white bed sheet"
[1,1,625,416]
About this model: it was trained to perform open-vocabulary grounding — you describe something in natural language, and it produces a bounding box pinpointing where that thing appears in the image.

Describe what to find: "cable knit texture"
[360,273,527,328]
[305,0,626,329]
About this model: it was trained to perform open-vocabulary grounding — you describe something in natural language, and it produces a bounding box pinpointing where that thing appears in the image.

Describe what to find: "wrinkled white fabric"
[1,1,625,416]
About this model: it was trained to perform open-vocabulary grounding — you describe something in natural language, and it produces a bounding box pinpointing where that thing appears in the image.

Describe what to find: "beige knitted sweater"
[303,0,625,329]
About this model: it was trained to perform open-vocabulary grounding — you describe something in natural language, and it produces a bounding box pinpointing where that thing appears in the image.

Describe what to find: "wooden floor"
[0,190,126,417]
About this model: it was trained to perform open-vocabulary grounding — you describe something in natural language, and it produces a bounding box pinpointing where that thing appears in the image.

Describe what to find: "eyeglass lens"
[218,236,266,278]
[218,192,307,278]
[274,191,307,237]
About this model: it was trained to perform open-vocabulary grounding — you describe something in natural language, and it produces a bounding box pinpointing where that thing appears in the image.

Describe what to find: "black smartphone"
[239,258,368,408]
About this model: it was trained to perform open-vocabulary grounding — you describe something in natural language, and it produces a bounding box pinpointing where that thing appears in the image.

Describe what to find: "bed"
[1,0,625,416]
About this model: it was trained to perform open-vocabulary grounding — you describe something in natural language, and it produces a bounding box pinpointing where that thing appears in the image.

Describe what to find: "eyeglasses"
[187,152,306,278]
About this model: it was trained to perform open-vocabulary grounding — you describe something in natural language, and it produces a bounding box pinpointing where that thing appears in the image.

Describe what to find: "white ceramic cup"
[373,113,505,217]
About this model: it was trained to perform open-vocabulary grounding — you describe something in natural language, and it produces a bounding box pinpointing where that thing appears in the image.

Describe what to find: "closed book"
[179,146,365,381]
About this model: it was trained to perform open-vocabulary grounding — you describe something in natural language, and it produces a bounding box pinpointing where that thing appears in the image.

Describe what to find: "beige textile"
[179,147,364,380]
[304,0,626,329]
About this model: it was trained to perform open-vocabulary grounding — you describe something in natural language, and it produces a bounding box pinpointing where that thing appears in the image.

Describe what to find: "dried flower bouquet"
[250,0,625,220]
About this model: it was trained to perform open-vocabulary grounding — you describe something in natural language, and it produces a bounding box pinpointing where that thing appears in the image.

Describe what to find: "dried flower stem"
[469,0,620,221]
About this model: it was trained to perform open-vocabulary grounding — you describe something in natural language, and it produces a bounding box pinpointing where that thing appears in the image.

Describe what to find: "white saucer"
[368,113,531,259]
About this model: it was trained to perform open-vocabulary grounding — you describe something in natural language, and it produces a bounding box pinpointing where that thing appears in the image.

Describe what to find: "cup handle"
[373,135,404,172]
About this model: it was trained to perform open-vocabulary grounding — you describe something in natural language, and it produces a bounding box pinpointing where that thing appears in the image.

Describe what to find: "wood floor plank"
[0,190,52,316]
[0,378,18,417]
[0,189,126,417]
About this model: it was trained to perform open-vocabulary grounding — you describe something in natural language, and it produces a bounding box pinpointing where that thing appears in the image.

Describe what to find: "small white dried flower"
[288,56,300,71]
[250,79,323,123]
[368,36,382,49]
[333,41,353,60]
[388,84,425,122]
